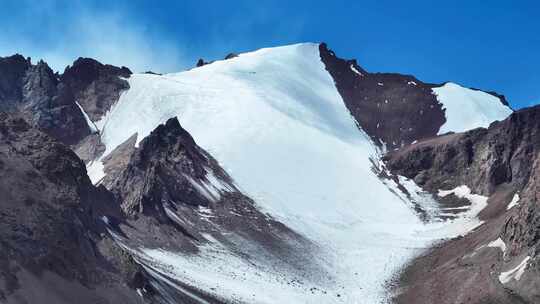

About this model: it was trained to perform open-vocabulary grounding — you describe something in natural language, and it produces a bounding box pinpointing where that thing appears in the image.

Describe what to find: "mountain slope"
[81,43,512,303]
[0,42,516,304]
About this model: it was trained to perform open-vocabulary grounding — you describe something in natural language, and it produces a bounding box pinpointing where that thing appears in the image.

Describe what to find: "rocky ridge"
[0,112,148,304]
[386,105,540,304]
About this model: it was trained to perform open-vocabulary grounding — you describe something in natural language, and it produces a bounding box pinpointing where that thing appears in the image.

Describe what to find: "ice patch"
[434,185,489,236]
[86,160,105,185]
[499,256,530,284]
[507,193,520,210]
[433,83,512,135]
[488,237,507,253]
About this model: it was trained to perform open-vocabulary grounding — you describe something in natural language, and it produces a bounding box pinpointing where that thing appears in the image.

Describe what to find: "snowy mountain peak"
[0,42,519,304]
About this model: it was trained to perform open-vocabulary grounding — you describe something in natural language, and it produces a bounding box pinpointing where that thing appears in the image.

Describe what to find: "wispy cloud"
[0,1,186,73]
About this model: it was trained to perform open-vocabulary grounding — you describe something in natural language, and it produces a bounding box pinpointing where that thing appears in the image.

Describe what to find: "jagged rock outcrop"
[106,117,236,217]
[0,55,30,109]
[385,105,540,304]
[0,54,130,150]
[61,58,131,121]
[0,55,91,145]
[22,60,92,145]
[0,112,149,304]
[195,58,207,67]
[224,53,238,60]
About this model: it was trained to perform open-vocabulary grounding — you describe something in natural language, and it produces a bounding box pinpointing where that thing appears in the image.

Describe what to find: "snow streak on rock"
[499,256,530,284]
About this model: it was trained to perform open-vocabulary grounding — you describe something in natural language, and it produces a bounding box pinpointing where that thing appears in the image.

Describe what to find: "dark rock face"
[0,55,30,110]
[386,106,540,195]
[0,54,130,149]
[0,112,147,304]
[0,56,91,145]
[319,43,446,149]
[21,61,92,145]
[224,53,238,60]
[61,58,131,121]
[106,117,235,218]
[385,105,540,304]
[195,58,208,67]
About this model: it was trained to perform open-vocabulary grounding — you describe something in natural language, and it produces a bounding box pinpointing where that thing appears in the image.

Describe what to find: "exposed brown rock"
[319,43,446,149]
[0,112,148,304]
[386,105,540,304]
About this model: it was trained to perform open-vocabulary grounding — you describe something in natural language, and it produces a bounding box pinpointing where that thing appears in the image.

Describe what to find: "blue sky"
[0,0,538,108]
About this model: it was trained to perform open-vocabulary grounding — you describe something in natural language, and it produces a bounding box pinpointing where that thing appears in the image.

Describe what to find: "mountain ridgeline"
[0,42,534,304]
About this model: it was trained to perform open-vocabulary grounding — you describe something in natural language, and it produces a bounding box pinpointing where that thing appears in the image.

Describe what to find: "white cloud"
[0,2,186,73]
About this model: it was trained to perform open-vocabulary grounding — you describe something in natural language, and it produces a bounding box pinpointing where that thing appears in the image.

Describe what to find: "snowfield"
[433,82,512,135]
[91,43,506,303]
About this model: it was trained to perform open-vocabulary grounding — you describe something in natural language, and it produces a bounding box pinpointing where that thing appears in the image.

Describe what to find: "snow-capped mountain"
[1,42,532,304]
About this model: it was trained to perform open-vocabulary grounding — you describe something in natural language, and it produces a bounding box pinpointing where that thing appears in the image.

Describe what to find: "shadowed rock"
[386,105,540,304]
[0,112,150,304]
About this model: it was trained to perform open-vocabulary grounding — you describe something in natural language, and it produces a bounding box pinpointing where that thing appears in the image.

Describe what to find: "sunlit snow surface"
[95,43,494,303]
[499,256,530,284]
[75,101,99,133]
[507,193,520,210]
[433,82,512,135]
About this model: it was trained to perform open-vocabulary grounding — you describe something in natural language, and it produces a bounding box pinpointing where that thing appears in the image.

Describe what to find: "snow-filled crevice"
[75,101,99,133]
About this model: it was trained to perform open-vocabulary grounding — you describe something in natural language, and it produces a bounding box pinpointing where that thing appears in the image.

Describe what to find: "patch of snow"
[433,83,512,135]
[75,101,99,133]
[350,64,363,76]
[507,193,520,210]
[433,185,489,236]
[183,169,234,203]
[499,256,530,284]
[197,206,215,219]
[411,140,418,145]
[407,81,417,86]
[205,169,235,193]
[488,237,507,253]
[101,216,109,225]
[86,160,105,185]
[377,82,384,86]
[164,206,187,226]
[142,262,213,304]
